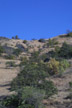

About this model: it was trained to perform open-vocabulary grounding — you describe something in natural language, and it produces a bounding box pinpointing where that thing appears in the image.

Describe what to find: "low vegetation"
[13,48,22,56]
[1,87,45,108]
[38,38,46,43]
[23,40,27,44]
[5,55,15,60]
[0,35,72,108]
[0,45,4,55]
[47,42,72,59]
[6,61,16,67]
[45,38,59,48]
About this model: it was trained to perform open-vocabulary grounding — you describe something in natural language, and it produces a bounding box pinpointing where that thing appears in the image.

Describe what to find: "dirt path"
[0,59,20,99]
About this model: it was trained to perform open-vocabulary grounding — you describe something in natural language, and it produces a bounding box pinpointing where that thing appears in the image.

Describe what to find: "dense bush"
[58,42,72,58]
[0,104,7,108]
[11,62,57,97]
[0,45,4,55]
[23,40,27,44]
[38,39,46,43]
[47,58,70,75]
[13,48,22,56]
[1,87,45,108]
[47,42,72,59]
[59,59,70,69]
[47,58,60,75]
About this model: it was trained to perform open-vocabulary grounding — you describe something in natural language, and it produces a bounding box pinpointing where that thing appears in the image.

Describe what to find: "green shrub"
[38,39,46,43]
[48,42,72,59]
[67,32,72,37]
[69,81,72,88]
[46,38,59,48]
[59,59,70,69]
[23,40,27,44]
[6,61,16,67]
[58,42,72,58]
[47,58,70,76]
[30,51,40,62]
[1,95,19,108]
[55,46,60,54]
[11,62,57,97]
[0,104,7,108]
[0,45,4,55]
[1,87,45,108]
[20,57,28,67]
[13,48,22,56]
[18,87,45,108]
[47,58,60,75]
[15,35,19,39]
[5,55,15,60]
[67,81,72,100]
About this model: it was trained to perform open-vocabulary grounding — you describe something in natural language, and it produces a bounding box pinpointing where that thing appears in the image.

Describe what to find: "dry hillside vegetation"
[0,34,72,108]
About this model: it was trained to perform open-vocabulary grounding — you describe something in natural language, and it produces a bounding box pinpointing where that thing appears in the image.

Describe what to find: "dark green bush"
[67,32,72,37]
[58,42,72,58]
[5,55,15,60]
[0,45,4,55]
[13,48,22,56]
[66,81,72,100]
[11,62,57,97]
[23,40,27,44]
[69,81,72,88]
[38,39,46,43]
[47,42,72,59]
[0,104,7,108]
[1,87,45,108]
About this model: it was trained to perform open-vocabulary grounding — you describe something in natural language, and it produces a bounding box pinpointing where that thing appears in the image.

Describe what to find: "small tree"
[48,58,60,75]
[12,36,15,39]
[15,35,19,39]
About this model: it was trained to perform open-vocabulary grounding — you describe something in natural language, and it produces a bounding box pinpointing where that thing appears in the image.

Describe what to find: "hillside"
[0,34,72,108]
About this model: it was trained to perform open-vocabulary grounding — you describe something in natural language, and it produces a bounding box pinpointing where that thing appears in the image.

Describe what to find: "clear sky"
[0,0,72,40]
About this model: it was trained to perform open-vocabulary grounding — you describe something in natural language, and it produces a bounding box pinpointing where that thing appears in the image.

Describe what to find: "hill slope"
[0,34,72,108]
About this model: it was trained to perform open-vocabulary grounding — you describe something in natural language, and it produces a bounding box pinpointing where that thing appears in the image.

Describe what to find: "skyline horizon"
[0,31,69,40]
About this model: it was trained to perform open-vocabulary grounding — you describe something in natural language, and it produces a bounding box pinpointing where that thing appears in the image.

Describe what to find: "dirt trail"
[0,59,19,98]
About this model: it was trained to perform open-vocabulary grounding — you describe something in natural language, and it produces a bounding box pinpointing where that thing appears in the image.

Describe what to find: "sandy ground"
[0,58,20,98]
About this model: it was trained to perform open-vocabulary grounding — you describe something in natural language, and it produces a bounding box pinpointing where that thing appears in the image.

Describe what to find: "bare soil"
[0,58,20,99]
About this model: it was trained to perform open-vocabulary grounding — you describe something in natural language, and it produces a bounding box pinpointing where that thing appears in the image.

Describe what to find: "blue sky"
[0,0,72,40]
